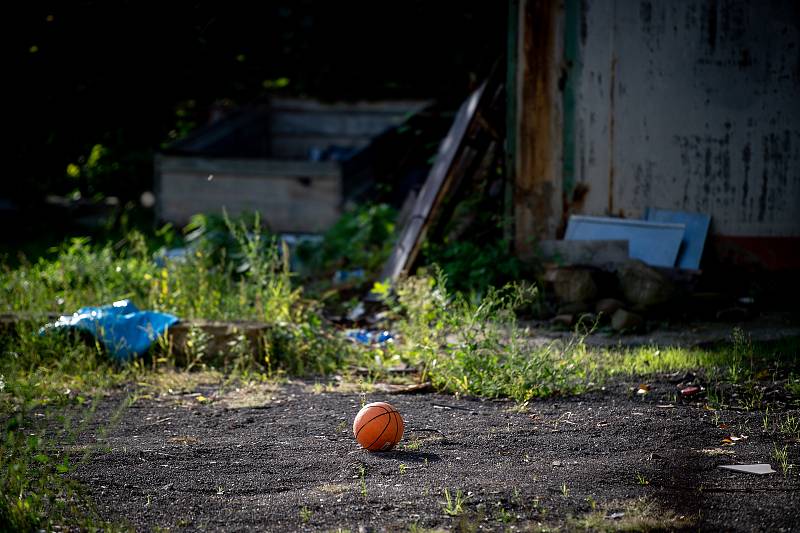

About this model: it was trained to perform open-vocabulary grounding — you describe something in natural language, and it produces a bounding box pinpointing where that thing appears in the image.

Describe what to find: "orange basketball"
[353,401,404,451]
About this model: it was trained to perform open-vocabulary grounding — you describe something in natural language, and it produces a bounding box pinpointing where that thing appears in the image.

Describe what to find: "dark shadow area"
[375,451,441,463]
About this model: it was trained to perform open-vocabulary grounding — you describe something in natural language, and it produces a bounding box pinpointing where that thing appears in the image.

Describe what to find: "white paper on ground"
[718,464,776,475]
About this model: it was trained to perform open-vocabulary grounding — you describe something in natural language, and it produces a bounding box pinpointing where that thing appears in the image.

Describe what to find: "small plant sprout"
[560,482,570,497]
[216,486,224,495]
[399,463,408,474]
[405,438,421,451]
[773,445,790,477]
[762,407,770,432]
[586,495,597,510]
[299,506,312,523]
[495,504,512,523]
[636,472,650,485]
[359,464,367,498]
[442,488,468,516]
[778,414,799,438]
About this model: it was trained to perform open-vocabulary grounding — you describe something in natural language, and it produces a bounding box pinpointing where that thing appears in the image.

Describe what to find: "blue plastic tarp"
[44,300,179,361]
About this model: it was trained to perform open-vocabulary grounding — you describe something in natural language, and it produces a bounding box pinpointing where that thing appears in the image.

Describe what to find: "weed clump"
[383,269,596,401]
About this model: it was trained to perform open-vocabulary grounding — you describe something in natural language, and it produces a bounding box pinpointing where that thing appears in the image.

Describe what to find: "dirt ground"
[64,376,799,532]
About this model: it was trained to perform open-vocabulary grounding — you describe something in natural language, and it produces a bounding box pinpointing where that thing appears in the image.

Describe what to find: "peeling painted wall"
[566,0,800,237]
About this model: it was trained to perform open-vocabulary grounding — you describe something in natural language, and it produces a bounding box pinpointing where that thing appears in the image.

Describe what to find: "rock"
[537,239,629,269]
[611,309,644,331]
[552,314,575,328]
[616,260,674,308]
[558,302,591,315]
[545,267,598,304]
[595,298,625,316]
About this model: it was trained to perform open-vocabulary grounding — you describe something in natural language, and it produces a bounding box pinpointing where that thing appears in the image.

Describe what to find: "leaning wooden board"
[377,82,487,283]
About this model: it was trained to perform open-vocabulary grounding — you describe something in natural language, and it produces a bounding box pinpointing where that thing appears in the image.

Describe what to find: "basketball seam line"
[354,405,391,439]
[392,411,399,448]
[365,412,392,451]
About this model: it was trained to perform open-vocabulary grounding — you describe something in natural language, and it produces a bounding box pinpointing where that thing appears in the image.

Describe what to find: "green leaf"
[34,454,49,464]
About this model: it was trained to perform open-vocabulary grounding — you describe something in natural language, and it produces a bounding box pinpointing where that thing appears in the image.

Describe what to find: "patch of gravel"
[64,378,800,532]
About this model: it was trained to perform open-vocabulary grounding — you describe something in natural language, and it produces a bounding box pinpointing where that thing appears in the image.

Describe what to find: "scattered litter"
[656,404,675,408]
[154,247,190,266]
[719,464,775,475]
[721,435,748,446]
[636,384,650,395]
[698,448,735,456]
[345,329,394,345]
[41,299,178,361]
[722,435,747,446]
[332,268,366,285]
[680,385,702,397]
[606,512,625,520]
[346,302,366,322]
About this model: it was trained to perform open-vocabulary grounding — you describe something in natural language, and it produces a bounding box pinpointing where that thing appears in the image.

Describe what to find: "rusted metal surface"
[514,0,564,258]
[567,0,800,240]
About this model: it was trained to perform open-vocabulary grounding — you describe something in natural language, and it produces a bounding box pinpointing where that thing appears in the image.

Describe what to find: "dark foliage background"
[9,1,506,205]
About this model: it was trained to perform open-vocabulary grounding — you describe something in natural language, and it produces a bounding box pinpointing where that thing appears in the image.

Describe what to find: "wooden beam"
[514,0,564,258]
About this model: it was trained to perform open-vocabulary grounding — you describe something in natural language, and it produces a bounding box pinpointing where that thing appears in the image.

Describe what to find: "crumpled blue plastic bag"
[44,300,179,361]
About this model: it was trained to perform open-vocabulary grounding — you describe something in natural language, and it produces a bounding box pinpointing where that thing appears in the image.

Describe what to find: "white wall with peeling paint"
[570,0,800,237]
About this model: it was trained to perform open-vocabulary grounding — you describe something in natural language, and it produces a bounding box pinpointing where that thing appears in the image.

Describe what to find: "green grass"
[1,220,799,528]
[382,270,799,404]
[0,327,134,531]
[382,272,597,401]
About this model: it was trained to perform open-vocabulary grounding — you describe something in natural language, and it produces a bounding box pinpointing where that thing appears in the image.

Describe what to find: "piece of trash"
[719,464,775,475]
[41,300,178,361]
[564,215,685,267]
[606,512,625,520]
[644,208,710,270]
[332,268,366,285]
[636,384,650,395]
[680,385,702,397]
[698,448,735,456]
[346,302,366,322]
[345,329,394,345]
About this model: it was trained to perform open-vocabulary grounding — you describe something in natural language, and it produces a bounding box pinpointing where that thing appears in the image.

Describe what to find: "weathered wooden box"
[155,98,429,233]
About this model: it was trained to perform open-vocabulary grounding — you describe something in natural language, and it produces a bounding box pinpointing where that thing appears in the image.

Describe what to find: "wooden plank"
[158,155,341,179]
[377,83,487,282]
[514,0,564,257]
[159,171,341,232]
